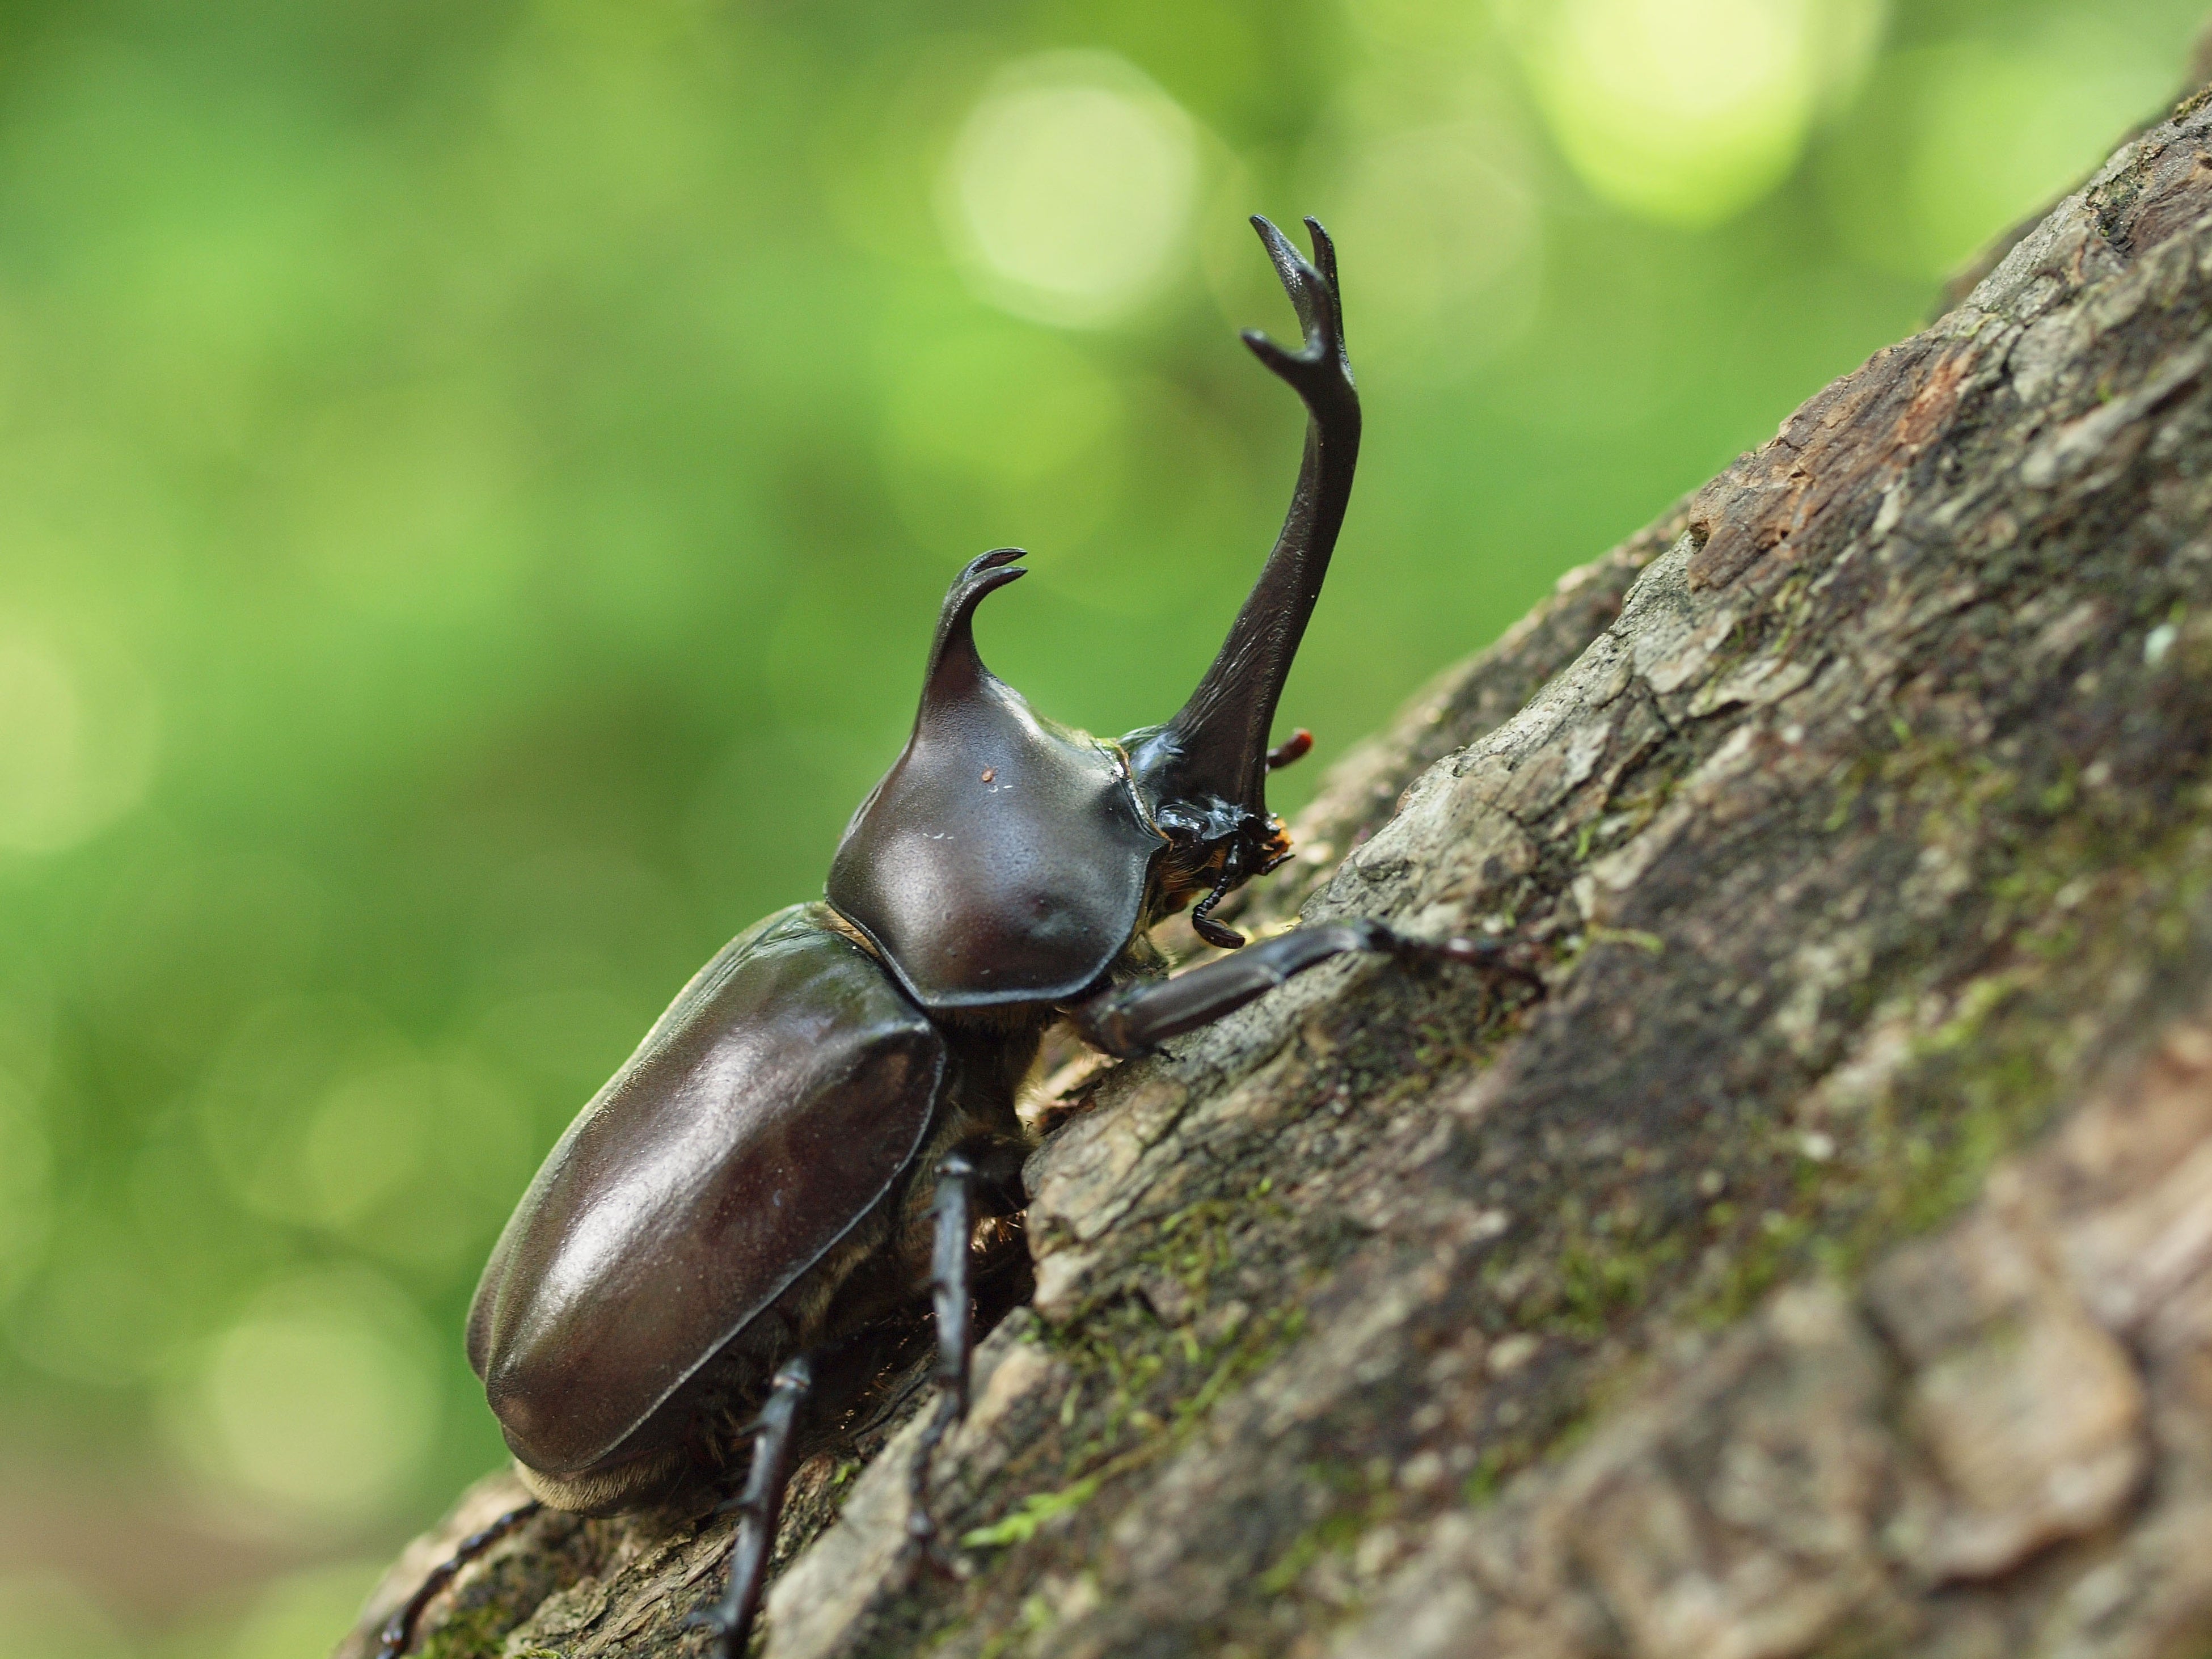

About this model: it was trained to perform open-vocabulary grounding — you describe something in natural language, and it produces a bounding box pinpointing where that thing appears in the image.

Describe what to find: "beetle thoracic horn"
[917,545,1027,712]
[1127,215,1360,852]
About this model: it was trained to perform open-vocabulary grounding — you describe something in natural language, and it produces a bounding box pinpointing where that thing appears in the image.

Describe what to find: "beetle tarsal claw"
[1399,931,1547,995]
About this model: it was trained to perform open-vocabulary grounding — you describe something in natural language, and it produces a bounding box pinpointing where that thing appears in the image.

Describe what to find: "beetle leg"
[1070,919,1542,1057]
[1188,859,1246,950]
[373,1499,540,1659]
[904,1147,980,1573]
[685,1355,814,1658]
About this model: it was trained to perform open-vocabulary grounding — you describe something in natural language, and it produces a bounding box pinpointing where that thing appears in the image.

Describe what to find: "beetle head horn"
[1125,216,1360,873]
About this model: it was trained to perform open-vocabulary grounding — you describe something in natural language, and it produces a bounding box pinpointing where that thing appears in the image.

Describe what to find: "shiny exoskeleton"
[380,218,1529,1659]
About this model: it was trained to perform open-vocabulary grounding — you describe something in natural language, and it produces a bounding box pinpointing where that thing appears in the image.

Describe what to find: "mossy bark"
[343,74,2212,1659]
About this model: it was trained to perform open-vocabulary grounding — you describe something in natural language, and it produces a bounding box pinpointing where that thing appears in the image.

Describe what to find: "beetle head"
[826,548,1164,1012]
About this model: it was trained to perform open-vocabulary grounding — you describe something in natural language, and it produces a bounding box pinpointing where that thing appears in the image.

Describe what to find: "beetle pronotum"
[378,216,1532,1659]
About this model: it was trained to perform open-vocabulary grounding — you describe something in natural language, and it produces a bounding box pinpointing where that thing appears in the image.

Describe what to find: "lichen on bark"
[342,74,2212,1659]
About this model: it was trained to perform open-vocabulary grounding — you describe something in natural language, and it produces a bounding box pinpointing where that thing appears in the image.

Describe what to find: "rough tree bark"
[343,65,2212,1659]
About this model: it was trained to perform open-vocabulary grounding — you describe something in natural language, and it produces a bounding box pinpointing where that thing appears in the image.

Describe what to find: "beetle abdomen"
[465,904,945,1477]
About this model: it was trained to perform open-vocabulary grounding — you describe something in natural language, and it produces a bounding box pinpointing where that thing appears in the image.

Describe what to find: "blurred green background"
[0,0,2197,1652]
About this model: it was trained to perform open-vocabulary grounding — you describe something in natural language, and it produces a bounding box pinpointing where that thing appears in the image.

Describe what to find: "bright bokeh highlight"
[164,1274,440,1531]
[944,54,1202,327]
[1507,0,1887,225]
[0,628,158,856]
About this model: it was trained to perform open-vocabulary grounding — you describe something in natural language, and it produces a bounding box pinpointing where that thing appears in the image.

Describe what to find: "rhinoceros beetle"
[375,217,1529,1659]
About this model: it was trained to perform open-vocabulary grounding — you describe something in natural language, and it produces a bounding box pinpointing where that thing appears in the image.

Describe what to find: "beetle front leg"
[1070,919,1541,1057]
[904,1147,981,1572]
[686,1354,814,1658]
